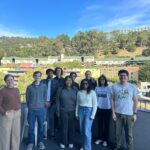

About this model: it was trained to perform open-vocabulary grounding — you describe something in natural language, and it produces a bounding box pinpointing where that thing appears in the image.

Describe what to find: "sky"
[0,0,150,38]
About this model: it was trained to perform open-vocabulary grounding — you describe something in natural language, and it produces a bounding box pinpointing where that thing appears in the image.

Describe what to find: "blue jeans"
[79,106,93,150]
[27,108,45,144]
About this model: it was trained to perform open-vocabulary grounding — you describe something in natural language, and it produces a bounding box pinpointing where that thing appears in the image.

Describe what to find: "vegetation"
[0,30,150,58]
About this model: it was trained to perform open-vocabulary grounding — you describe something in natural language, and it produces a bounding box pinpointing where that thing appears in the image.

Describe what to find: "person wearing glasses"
[0,74,21,150]
[76,79,97,150]
[70,72,79,90]
[111,70,138,150]
[26,71,47,150]
[95,75,111,147]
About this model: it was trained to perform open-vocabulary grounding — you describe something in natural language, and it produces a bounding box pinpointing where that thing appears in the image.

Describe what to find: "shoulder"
[128,83,137,90]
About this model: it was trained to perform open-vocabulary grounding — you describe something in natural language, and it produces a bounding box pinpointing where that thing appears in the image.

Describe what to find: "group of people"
[0,67,138,150]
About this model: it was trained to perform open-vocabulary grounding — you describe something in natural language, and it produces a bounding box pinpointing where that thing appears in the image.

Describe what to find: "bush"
[142,48,150,56]
[126,45,136,52]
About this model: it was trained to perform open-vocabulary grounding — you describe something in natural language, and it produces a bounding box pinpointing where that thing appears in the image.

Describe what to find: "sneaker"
[38,142,45,150]
[69,144,74,148]
[103,141,107,147]
[95,139,102,145]
[80,148,84,150]
[26,143,33,150]
[60,143,65,149]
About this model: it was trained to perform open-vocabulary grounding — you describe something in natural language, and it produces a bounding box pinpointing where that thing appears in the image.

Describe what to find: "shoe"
[80,148,84,150]
[95,139,102,145]
[69,144,74,148]
[60,143,65,149]
[38,142,45,150]
[103,141,107,147]
[26,143,33,150]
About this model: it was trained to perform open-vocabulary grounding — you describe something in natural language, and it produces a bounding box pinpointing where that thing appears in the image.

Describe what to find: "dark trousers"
[97,108,111,142]
[48,103,58,134]
[27,108,45,144]
[60,111,75,145]
[115,113,133,150]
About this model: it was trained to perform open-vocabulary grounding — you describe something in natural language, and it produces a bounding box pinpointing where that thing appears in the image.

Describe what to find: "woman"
[95,75,111,147]
[56,76,78,149]
[70,72,79,89]
[0,74,21,150]
[76,79,97,150]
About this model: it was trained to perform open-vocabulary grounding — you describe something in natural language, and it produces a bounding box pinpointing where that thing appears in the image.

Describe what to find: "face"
[70,73,76,81]
[65,78,72,87]
[47,71,53,79]
[82,81,89,89]
[33,73,42,82]
[5,76,14,88]
[56,68,62,77]
[85,71,91,79]
[119,73,128,83]
[100,77,105,85]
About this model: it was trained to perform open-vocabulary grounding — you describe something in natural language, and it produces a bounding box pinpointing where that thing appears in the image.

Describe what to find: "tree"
[142,48,150,56]
[139,63,150,82]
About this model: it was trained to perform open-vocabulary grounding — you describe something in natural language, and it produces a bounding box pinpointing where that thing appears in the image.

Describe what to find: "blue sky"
[0,0,150,37]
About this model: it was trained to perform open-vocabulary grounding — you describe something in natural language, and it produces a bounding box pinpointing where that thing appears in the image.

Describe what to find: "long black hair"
[63,75,74,89]
[80,79,92,94]
[98,74,108,87]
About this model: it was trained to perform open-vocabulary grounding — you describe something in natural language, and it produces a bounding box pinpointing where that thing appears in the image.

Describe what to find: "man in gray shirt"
[26,71,47,150]
[111,69,138,150]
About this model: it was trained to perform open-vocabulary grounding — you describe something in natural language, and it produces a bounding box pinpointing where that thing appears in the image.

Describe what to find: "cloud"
[0,24,33,37]
[86,5,101,11]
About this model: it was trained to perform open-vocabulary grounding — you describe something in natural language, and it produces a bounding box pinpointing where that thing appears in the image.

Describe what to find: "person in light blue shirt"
[95,74,111,147]
[111,69,138,150]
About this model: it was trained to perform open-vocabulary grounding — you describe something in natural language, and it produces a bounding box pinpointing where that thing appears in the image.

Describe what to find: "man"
[49,67,65,137]
[0,74,21,150]
[26,71,47,150]
[85,70,97,90]
[41,69,54,133]
[111,69,138,150]
[70,72,79,89]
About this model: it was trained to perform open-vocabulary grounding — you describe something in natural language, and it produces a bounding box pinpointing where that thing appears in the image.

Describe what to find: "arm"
[110,93,117,120]
[0,92,6,115]
[132,87,138,122]
[75,92,79,118]
[26,86,30,108]
[91,91,97,119]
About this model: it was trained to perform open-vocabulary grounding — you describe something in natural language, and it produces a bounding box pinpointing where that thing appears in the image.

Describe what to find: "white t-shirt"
[111,83,138,115]
[95,86,111,109]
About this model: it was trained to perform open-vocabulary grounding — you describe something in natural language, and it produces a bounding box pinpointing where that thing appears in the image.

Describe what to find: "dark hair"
[33,71,42,77]
[63,75,73,88]
[54,67,63,75]
[4,74,14,81]
[98,74,108,87]
[70,72,77,77]
[85,70,91,75]
[80,79,92,94]
[118,69,129,76]
[46,68,54,75]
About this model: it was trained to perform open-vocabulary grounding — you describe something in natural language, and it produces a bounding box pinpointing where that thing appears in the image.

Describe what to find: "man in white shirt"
[111,69,138,150]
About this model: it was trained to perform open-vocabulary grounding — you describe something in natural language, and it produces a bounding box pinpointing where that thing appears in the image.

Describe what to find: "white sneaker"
[60,143,65,149]
[69,144,74,148]
[38,142,45,150]
[26,143,33,150]
[95,139,102,145]
[80,148,84,150]
[103,141,107,147]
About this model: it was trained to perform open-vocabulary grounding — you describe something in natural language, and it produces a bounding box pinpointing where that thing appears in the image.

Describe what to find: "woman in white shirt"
[76,79,97,150]
[95,75,111,147]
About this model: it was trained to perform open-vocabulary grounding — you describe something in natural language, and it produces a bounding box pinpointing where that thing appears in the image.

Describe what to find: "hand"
[56,112,60,118]
[45,102,50,108]
[132,114,137,122]
[90,116,94,120]
[112,113,117,121]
